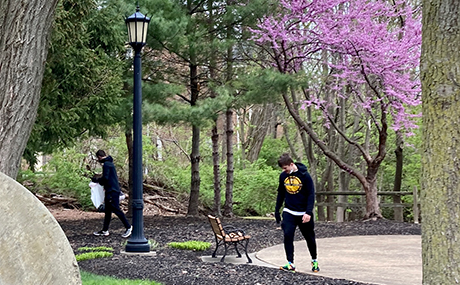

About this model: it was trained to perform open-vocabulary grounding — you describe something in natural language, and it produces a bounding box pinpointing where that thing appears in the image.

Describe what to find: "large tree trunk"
[421,1,460,283]
[365,167,382,220]
[208,0,221,217]
[187,124,201,216]
[393,131,404,222]
[187,60,201,216]
[211,123,221,216]
[223,109,234,217]
[244,104,273,162]
[0,0,59,178]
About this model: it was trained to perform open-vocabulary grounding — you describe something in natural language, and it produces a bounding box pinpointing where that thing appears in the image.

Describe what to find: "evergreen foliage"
[25,0,127,167]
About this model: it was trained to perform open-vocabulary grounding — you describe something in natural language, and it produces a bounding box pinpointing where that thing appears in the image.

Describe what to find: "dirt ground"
[51,207,421,285]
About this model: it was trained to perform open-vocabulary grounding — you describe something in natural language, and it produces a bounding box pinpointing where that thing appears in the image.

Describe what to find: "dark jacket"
[275,162,315,216]
[96,156,121,194]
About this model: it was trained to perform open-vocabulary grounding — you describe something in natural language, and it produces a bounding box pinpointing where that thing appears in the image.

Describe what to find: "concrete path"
[203,235,422,285]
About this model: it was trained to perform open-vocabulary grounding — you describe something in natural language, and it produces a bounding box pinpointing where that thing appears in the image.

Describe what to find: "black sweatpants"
[102,191,131,231]
[281,211,317,263]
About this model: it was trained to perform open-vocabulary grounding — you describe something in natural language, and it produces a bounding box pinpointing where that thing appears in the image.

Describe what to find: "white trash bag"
[89,182,104,209]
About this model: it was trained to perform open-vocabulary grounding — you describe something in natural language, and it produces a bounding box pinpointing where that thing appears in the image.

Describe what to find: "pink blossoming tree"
[251,0,422,218]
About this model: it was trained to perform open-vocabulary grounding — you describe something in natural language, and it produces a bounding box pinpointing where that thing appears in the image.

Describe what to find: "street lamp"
[125,4,150,253]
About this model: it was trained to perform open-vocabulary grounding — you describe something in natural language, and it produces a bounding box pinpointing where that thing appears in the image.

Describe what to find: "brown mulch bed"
[55,210,421,285]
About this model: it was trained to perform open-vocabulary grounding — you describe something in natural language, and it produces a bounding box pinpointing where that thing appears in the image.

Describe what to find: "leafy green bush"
[232,160,279,216]
[258,138,289,169]
[167,241,211,251]
[146,157,191,194]
[75,246,114,262]
[39,149,93,209]
[76,251,113,262]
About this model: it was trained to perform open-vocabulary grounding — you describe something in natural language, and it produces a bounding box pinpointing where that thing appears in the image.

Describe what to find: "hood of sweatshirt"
[295,162,308,175]
[99,156,114,163]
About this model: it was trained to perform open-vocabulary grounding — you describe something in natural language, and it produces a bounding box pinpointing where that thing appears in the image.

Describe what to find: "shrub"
[76,251,113,262]
[41,149,94,209]
[167,241,211,251]
[75,246,114,262]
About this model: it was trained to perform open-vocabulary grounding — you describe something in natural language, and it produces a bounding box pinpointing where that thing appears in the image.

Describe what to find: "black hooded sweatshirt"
[275,162,315,216]
[97,156,121,194]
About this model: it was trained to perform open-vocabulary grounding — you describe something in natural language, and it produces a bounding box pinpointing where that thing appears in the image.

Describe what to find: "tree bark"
[187,60,201,216]
[223,109,234,217]
[0,0,59,178]
[211,123,221,216]
[187,124,201,216]
[244,104,272,162]
[393,131,403,222]
[208,1,221,216]
[421,1,460,283]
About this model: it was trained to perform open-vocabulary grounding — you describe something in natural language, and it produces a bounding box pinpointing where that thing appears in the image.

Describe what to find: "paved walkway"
[202,235,422,285]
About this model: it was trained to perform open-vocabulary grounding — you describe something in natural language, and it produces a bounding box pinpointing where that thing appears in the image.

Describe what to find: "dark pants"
[281,211,317,263]
[102,191,130,231]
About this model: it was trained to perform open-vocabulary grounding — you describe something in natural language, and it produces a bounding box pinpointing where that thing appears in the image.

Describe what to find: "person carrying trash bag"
[92,150,132,238]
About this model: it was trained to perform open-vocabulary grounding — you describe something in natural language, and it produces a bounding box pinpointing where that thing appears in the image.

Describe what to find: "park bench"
[207,215,252,263]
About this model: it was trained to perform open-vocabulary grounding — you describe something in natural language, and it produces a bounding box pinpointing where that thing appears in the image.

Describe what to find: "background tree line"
[1,0,459,282]
[13,0,423,222]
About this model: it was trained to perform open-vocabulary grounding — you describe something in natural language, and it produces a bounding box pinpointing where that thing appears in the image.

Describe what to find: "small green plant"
[80,270,162,284]
[76,251,113,262]
[148,239,160,250]
[75,246,114,262]
[167,241,211,251]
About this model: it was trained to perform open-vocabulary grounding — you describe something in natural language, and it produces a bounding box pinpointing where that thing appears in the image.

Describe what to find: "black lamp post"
[125,5,150,253]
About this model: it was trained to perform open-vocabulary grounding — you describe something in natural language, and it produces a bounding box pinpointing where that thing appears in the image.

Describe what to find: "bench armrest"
[224,226,247,236]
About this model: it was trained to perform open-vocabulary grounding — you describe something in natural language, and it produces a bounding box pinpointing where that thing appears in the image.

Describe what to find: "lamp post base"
[125,239,150,253]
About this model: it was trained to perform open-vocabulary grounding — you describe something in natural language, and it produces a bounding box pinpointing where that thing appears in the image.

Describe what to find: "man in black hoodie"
[93,150,132,238]
[275,153,319,273]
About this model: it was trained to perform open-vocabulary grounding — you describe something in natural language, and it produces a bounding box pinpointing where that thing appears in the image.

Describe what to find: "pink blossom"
[251,0,422,135]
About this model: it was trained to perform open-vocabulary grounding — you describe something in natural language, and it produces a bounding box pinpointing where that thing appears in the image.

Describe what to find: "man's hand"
[275,212,281,224]
[302,213,311,223]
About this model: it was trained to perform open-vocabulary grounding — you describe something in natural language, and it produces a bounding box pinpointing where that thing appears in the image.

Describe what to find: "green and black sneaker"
[311,260,320,272]
[280,262,296,273]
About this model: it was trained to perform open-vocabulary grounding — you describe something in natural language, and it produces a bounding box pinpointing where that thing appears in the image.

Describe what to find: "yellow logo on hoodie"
[284,176,302,194]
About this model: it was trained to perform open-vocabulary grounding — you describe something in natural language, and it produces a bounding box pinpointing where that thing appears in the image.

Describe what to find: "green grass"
[81,271,162,285]
[167,241,211,251]
[76,251,113,262]
[75,246,114,262]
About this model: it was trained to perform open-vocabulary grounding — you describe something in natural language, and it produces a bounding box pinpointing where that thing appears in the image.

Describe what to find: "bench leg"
[234,243,242,258]
[220,243,229,262]
[243,239,252,263]
[212,237,222,258]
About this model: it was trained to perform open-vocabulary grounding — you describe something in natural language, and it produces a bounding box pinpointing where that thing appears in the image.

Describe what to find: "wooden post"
[336,195,346,222]
[413,186,419,224]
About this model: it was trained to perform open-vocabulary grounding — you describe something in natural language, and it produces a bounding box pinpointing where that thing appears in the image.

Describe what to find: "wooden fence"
[315,186,420,223]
